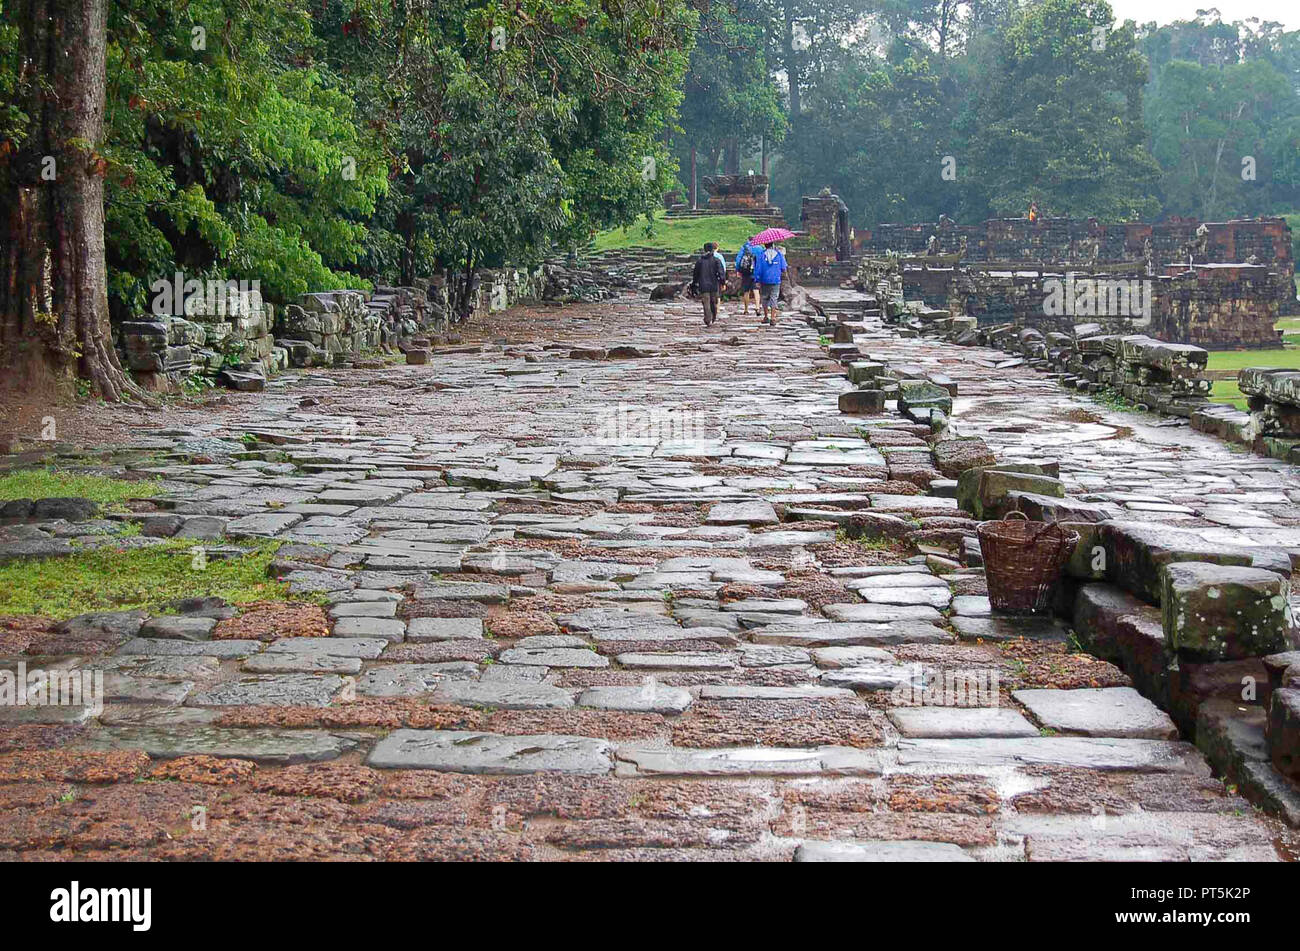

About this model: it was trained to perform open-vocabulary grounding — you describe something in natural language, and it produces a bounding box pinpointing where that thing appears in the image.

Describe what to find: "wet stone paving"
[2,290,1298,861]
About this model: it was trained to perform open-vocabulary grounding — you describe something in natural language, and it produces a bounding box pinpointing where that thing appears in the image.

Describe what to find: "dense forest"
[686,1,1300,228]
[2,0,1299,397]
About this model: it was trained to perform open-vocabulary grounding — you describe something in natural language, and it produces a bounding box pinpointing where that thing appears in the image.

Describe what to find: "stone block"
[1096,521,1289,604]
[838,389,885,414]
[1268,688,1300,778]
[897,380,953,415]
[1161,562,1294,661]
[961,468,1064,520]
[930,437,996,478]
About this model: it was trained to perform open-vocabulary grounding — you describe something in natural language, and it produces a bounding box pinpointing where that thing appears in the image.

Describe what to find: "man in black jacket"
[690,242,725,327]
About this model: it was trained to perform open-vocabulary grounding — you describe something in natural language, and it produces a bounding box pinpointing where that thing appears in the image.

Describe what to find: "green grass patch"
[0,539,290,617]
[1206,348,1300,372]
[592,209,762,255]
[1209,379,1248,412]
[0,468,159,507]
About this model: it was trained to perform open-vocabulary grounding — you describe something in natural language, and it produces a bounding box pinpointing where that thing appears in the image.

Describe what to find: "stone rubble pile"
[912,312,1216,419]
[117,287,283,393]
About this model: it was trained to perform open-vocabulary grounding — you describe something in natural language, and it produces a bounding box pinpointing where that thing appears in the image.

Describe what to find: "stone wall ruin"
[856,216,1296,348]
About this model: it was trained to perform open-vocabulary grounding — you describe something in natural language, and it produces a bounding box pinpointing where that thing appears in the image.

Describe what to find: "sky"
[1108,0,1300,31]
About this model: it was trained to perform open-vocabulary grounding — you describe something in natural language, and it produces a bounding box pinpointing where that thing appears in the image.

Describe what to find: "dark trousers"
[700,292,719,325]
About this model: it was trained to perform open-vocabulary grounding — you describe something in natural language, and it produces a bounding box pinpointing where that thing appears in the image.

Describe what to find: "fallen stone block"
[961,468,1065,520]
[838,389,886,414]
[931,437,996,478]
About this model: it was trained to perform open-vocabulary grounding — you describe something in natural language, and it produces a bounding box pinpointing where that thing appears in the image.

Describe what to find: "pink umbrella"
[751,227,796,244]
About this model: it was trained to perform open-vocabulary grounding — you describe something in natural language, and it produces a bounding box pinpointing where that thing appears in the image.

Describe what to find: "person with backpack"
[690,242,726,327]
[735,239,760,316]
[751,242,788,326]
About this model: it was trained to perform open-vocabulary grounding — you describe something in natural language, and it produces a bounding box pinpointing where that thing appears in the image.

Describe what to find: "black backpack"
[739,248,755,275]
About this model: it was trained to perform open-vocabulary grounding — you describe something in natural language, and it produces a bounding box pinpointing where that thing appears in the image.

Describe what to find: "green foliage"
[100,0,388,315]
[1145,56,1300,219]
[0,540,290,617]
[966,0,1160,220]
[316,0,693,298]
[1,0,691,324]
[0,469,159,506]
[674,1,785,183]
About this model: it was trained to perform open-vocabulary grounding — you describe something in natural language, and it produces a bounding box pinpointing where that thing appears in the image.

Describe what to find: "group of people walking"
[690,233,788,328]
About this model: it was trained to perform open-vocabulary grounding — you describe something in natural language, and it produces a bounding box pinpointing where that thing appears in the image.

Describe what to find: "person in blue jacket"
[752,242,787,326]
[734,240,760,316]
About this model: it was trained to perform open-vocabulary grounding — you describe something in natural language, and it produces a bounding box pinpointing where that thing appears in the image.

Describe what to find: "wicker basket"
[977,512,1080,615]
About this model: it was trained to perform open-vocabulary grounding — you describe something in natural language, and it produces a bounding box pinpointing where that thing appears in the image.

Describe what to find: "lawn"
[1205,348,1300,372]
[592,209,762,255]
[0,539,292,617]
[1205,330,1300,410]
[0,468,159,507]
[1210,379,1248,411]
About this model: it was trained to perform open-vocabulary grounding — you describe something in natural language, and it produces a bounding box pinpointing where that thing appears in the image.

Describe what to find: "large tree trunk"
[0,0,140,403]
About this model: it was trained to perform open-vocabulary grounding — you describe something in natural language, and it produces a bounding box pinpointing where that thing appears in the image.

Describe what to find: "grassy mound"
[593,210,762,255]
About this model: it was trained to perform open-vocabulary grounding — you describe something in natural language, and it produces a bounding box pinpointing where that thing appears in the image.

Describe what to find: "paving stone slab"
[480,664,549,683]
[138,615,218,641]
[590,626,738,646]
[116,638,263,659]
[856,586,952,608]
[515,635,590,649]
[577,683,693,714]
[412,581,511,602]
[366,729,611,774]
[266,636,387,659]
[243,651,363,674]
[755,622,952,647]
[896,737,1209,773]
[188,673,344,707]
[1008,812,1278,862]
[738,645,813,667]
[431,679,574,709]
[810,646,898,667]
[616,652,740,670]
[328,601,398,619]
[99,673,193,705]
[616,745,885,777]
[497,647,609,668]
[949,615,1070,642]
[819,664,925,691]
[84,726,357,763]
[358,663,479,696]
[847,572,947,590]
[406,617,485,642]
[698,684,857,701]
[90,655,221,680]
[951,595,992,616]
[705,501,779,526]
[1013,686,1179,739]
[822,603,944,623]
[332,617,406,642]
[887,706,1039,738]
[795,840,974,862]
[225,512,303,537]
[721,598,806,615]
